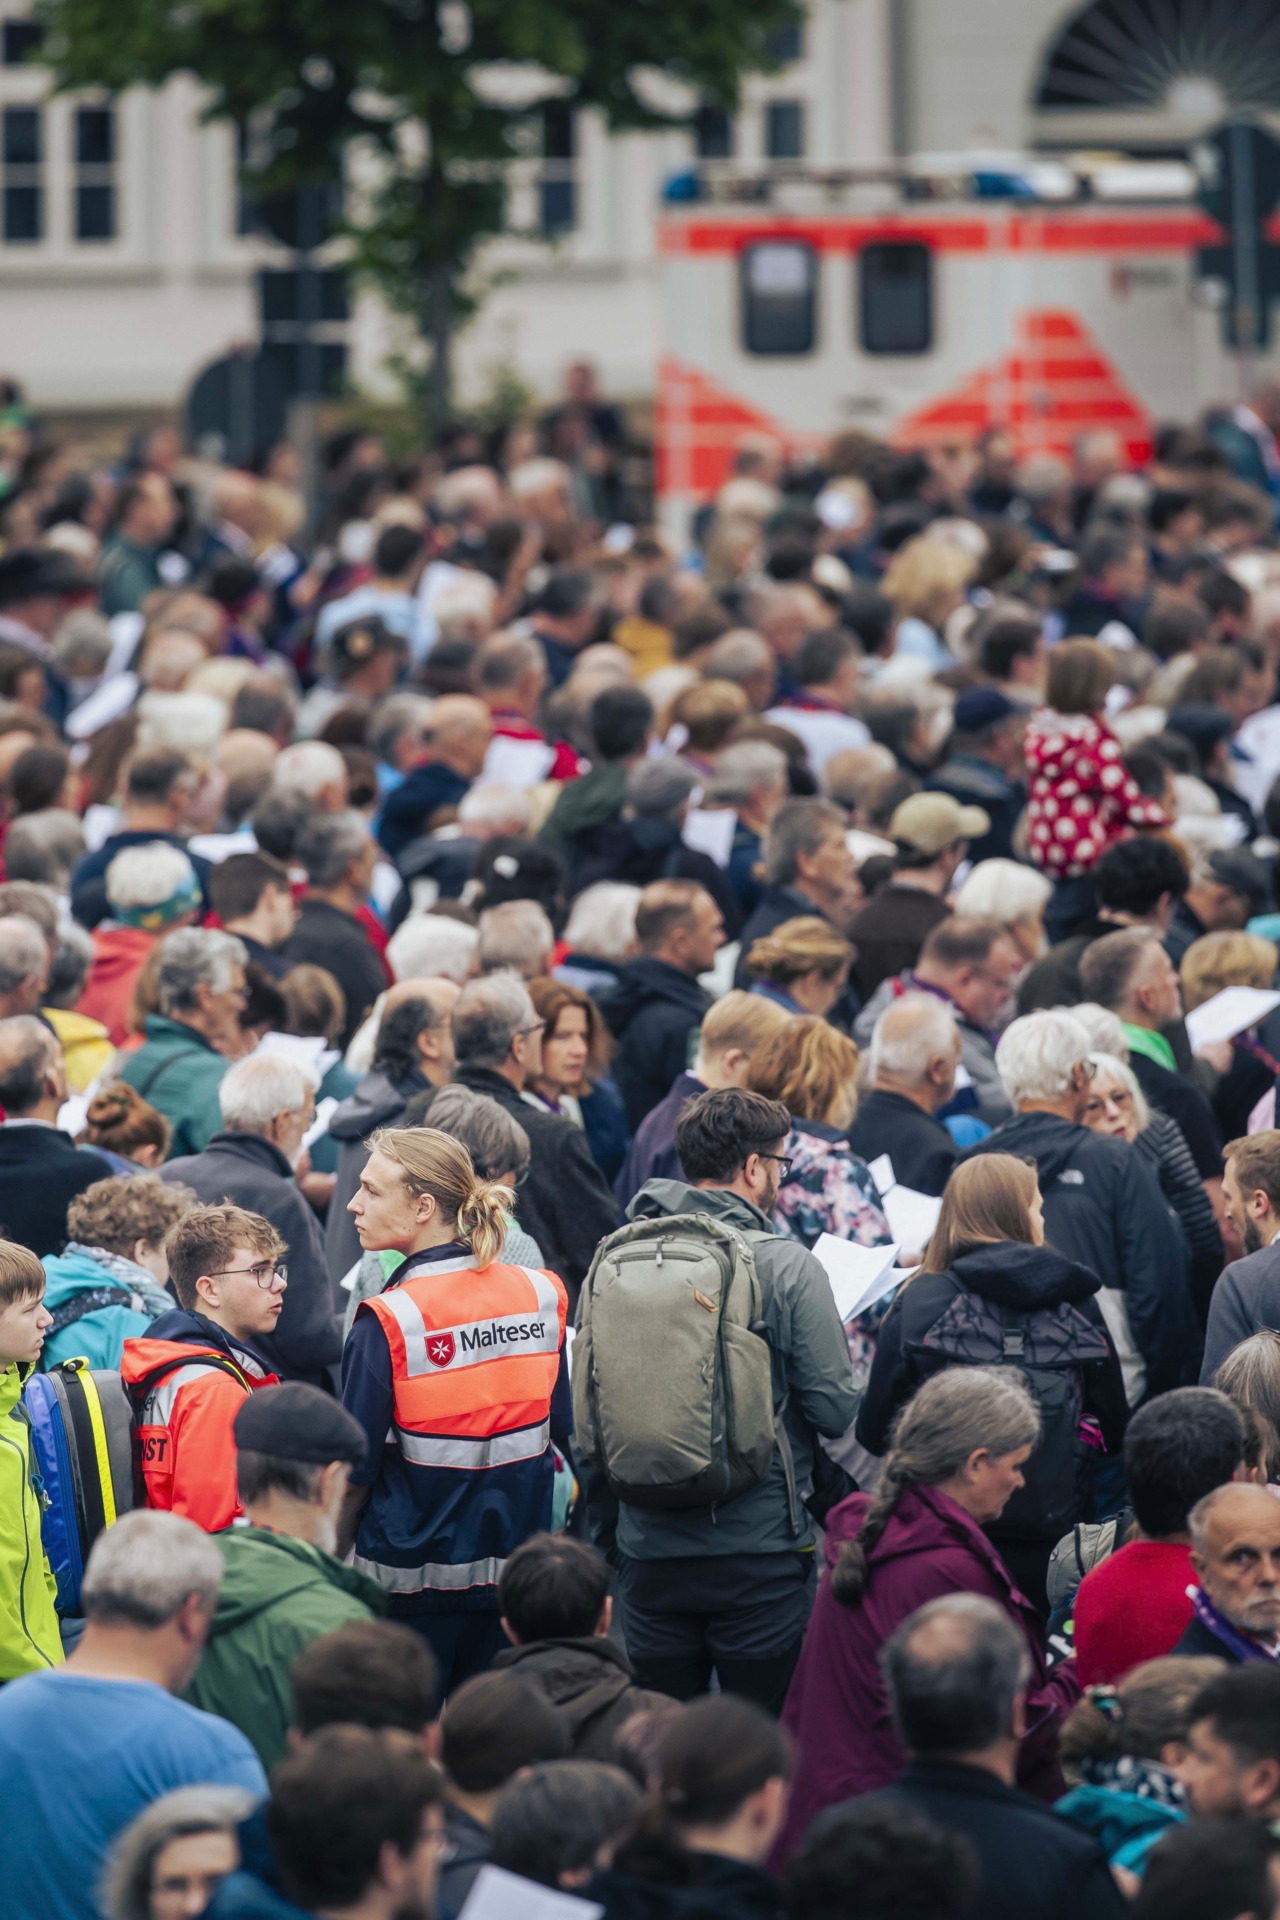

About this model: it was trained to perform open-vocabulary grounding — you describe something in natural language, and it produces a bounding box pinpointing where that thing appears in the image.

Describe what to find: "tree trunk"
[427,259,453,425]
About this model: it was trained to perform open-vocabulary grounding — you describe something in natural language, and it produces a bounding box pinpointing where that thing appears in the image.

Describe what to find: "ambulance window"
[859,242,932,354]
[741,241,816,355]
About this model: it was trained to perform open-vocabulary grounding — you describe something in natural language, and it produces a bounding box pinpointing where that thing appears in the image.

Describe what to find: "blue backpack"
[22,1358,136,1614]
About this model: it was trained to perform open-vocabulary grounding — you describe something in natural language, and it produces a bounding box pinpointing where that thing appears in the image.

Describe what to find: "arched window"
[1036,0,1280,115]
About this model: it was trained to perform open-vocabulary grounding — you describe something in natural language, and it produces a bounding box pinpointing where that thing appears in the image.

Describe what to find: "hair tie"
[1089,1687,1123,1724]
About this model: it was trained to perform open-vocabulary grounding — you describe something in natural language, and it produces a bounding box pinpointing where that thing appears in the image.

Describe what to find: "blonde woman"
[744,915,855,1017]
[855,1153,1127,1608]
[1180,929,1280,1140]
[339,1125,569,1689]
[881,536,977,671]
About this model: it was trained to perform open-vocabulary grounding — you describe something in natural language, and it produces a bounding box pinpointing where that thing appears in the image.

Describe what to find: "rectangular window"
[73,103,115,240]
[2,20,44,64]
[741,239,816,355]
[765,99,805,160]
[767,20,805,62]
[539,101,576,236]
[694,104,734,161]
[2,105,41,242]
[859,241,933,354]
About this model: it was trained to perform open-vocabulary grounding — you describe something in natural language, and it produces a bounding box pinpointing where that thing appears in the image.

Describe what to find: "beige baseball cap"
[888,791,991,856]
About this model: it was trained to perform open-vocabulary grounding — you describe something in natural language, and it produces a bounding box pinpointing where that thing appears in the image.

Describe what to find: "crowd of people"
[7,379,1280,1919]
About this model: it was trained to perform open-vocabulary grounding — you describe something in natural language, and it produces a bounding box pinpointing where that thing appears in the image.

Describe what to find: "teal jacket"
[185,1526,384,1771]
[40,1246,173,1371]
[0,1362,62,1680]
[1056,1779,1185,1875]
[119,1015,230,1159]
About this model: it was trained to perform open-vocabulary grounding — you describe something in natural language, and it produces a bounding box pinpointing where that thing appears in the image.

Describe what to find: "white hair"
[387,914,478,985]
[478,900,554,978]
[995,1010,1092,1108]
[509,457,571,502]
[219,1053,313,1131]
[562,882,641,963]
[81,1510,224,1628]
[134,691,227,759]
[272,740,347,801]
[868,993,960,1083]
[708,741,788,806]
[954,859,1052,929]
[457,784,531,835]
[1071,1003,1129,1057]
[155,927,246,1017]
[435,573,498,644]
[1088,1050,1150,1132]
[105,843,197,914]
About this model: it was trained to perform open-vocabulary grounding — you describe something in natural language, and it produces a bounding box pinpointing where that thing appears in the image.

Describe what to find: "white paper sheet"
[1185,986,1280,1052]
[867,1153,895,1199]
[302,1096,338,1151]
[682,806,737,868]
[458,1866,603,1920]
[882,1185,943,1253]
[257,1032,338,1087]
[482,736,556,788]
[810,1234,902,1322]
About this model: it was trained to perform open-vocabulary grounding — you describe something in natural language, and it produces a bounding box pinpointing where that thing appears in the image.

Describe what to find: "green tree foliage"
[37,0,803,399]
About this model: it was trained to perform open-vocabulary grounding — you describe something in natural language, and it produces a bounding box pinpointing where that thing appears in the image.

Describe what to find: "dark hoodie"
[324,1065,427,1288]
[491,1635,673,1757]
[585,1853,780,1920]
[963,1112,1199,1404]
[599,959,712,1131]
[574,816,743,939]
[856,1242,1129,1544]
[775,1482,1079,1864]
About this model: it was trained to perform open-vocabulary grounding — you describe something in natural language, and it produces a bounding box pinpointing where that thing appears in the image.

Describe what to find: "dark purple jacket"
[775,1482,1078,1864]
[612,1071,704,1210]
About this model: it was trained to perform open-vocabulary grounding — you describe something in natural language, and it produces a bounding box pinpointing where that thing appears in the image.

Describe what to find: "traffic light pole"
[1230,119,1261,394]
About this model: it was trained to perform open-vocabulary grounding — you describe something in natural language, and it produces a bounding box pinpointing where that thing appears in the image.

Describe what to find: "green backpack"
[573,1210,787,1513]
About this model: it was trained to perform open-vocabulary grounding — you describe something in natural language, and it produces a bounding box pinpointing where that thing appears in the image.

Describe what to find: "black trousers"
[615,1549,817,1716]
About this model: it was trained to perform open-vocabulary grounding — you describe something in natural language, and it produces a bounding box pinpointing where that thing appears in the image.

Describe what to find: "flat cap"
[232,1382,367,1466]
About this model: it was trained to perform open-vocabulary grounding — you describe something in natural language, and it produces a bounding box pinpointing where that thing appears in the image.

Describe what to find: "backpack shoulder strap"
[124,1349,251,1410]
[135,1052,182,1101]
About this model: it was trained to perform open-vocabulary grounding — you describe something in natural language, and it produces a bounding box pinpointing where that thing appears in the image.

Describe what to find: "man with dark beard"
[1202,1134,1280,1379]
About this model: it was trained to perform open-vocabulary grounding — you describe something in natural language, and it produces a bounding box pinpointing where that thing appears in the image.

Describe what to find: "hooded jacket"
[76,924,156,1045]
[854,973,1012,1128]
[40,1244,173,1371]
[185,1526,384,1770]
[584,1854,781,1920]
[0,1360,61,1681]
[775,1482,1079,1862]
[599,958,712,1132]
[160,1132,340,1382]
[595,1180,858,1563]
[856,1242,1129,1540]
[325,1065,427,1288]
[491,1634,672,1758]
[962,1113,1199,1404]
[42,1007,113,1093]
[118,1014,231,1160]
[120,1309,279,1533]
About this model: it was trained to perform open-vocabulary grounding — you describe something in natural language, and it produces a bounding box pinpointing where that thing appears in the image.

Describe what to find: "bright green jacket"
[119,1015,230,1160]
[0,1363,62,1681]
[185,1526,384,1770]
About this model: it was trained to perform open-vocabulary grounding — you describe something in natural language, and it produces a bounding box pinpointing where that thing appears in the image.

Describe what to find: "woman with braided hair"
[776,1367,1080,1864]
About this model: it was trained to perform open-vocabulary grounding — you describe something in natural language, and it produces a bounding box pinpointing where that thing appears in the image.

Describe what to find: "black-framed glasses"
[516,1021,546,1039]
[759,1153,794,1182]
[206,1261,287,1290]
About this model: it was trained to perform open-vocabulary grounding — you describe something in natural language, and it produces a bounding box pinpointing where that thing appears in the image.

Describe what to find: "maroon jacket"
[775,1482,1078,1864]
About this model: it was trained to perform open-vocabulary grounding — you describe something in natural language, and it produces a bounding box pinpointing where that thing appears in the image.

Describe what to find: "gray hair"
[47,919,93,1009]
[457,784,532,835]
[995,1010,1091,1108]
[293,810,369,890]
[105,843,197,915]
[882,1595,1032,1757]
[156,927,247,1018]
[387,914,479,985]
[953,858,1052,929]
[135,691,227,758]
[1188,1481,1244,1554]
[101,1785,257,1920]
[561,882,641,963]
[81,1509,224,1628]
[704,629,773,687]
[453,970,536,1070]
[1077,928,1159,1016]
[4,809,85,887]
[707,740,787,807]
[478,901,554,979]
[273,739,347,801]
[424,1084,530,1181]
[0,1012,58,1112]
[367,692,435,766]
[476,631,544,692]
[219,1053,313,1132]
[1087,1050,1150,1132]
[0,914,48,994]
[1070,1003,1129,1056]
[52,607,113,677]
[627,756,697,817]
[760,798,845,887]
[868,994,959,1084]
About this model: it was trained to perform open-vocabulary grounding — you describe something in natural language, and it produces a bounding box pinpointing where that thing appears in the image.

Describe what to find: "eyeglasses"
[206,1261,287,1290]
[759,1153,794,1182]
[516,1021,546,1039]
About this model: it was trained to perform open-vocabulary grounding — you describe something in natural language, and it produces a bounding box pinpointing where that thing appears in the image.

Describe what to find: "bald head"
[0,1013,60,1115]
[427,696,492,780]
[1190,1482,1280,1642]
[883,1595,1031,1760]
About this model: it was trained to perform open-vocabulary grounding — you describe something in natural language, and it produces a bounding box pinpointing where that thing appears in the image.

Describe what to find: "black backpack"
[921,1290,1110,1543]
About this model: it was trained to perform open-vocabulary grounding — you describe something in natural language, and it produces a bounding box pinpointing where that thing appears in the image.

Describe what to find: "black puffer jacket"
[599,958,712,1132]
[856,1241,1129,1546]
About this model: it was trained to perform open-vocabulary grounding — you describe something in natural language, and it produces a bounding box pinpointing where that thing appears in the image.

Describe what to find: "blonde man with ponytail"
[775,1367,1080,1861]
[338,1124,569,1690]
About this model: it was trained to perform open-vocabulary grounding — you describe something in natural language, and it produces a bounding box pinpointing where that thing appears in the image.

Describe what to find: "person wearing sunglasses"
[121,1202,287,1534]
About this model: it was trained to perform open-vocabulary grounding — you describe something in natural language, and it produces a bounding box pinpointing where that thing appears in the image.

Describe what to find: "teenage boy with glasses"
[122,1203,287,1532]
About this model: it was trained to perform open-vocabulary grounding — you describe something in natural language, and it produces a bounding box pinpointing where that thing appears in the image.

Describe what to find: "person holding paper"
[856,1153,1127,1610]
[1179,930,1280,1142]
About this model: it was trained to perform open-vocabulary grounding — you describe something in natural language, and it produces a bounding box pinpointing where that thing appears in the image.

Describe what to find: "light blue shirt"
[314,584,425,661]
[0,1670,266,1920]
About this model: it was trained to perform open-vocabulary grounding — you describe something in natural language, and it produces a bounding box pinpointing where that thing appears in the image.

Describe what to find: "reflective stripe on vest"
[351,1551,508,1595]
[365,1260,568,1449]
[141,1363,221,1428]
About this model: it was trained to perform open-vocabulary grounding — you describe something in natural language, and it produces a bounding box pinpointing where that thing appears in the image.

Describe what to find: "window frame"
[857,239,934,356]
[740,237,818,357]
